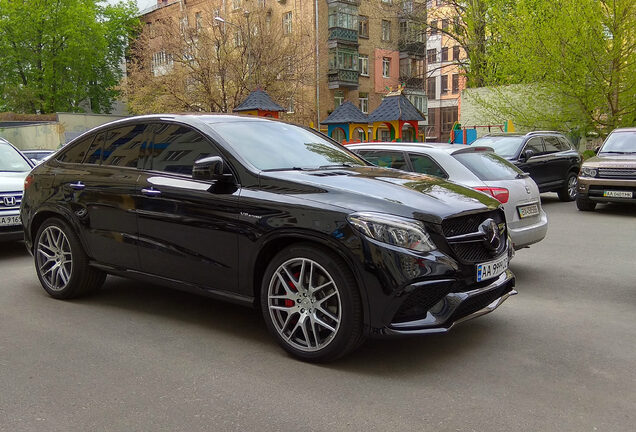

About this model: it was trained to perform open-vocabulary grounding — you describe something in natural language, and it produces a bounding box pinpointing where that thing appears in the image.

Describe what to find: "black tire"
[34,217,106,299]
[558,172,578,202]
[260,243,364,362]
[576,195,597,211]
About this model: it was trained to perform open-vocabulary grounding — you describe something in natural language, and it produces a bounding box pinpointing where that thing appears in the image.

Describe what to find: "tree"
[0,0,139,114]
[125,6,315,123]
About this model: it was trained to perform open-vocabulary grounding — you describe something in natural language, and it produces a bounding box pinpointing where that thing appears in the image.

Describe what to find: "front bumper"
[0,210,24,242]
[578,176,636,203]
[378,271,516,335]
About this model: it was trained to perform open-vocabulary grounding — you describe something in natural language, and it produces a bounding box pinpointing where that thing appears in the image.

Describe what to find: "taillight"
[24,174,34,190]
[474,186,509,204]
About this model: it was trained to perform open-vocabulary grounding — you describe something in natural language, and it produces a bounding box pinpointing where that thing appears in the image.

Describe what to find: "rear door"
[542,135,571,188]
[136,122,241,293]
[516,137,550,189]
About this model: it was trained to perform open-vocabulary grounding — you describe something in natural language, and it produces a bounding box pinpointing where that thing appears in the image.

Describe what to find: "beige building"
[138,0,428,139]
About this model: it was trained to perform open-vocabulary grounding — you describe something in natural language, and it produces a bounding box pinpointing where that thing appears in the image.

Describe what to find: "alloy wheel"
[36,226,73,292]
[568,175,578,199]
[267,258,342,352]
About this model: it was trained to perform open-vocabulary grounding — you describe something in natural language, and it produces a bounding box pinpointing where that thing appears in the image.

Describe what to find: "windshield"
[600,131,636,154]
[472,136,524,158]
[453,151,524,181]
[210,121,366,171]
[0,143,32,172]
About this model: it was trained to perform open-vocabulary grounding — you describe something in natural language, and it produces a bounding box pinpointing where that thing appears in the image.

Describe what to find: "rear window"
[453,151,524,181]
[0,143,31,172]
[473,136,524,158]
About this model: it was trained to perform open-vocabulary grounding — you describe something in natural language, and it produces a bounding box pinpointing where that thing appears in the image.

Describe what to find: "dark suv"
[473,132,582,201]
[21,115,516,362]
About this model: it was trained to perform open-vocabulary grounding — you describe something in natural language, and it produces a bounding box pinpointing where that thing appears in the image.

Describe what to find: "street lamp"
[214,13,251,78]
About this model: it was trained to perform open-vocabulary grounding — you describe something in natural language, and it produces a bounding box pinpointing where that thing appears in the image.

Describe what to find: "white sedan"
[349,142,548,250]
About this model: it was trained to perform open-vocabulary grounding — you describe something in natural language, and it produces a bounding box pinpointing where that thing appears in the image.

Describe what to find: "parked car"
[21,115,516,362]
[472,132,582,201]
[576,127,636,211]
[21,149,55,165]
[0,138,33,241]
[349,143,548,250]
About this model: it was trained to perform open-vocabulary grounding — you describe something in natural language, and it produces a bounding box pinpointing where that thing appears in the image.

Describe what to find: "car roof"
[347,142,494,155]
[610,127,636,133]
[483,131,565,138]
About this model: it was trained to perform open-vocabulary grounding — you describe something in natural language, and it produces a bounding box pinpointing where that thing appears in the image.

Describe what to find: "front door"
[136,123,240,293]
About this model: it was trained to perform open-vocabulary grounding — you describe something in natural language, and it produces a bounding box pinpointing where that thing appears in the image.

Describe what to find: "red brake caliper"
[284,272,300,307]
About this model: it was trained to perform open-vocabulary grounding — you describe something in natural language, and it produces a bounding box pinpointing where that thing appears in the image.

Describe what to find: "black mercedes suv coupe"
[21,115,516,362]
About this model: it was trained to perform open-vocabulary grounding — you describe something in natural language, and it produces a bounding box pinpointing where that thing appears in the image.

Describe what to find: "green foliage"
[0,0,140,114]
[582,150,597,160]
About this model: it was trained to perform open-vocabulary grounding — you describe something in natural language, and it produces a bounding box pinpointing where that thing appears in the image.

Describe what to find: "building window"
[408,94,425,113]
[452,74,459,93]
[283,12,292,34]
[233,31,242,47]
[441,74,448,94]
[381,0,392,4]
[180,16,188,32]
[287,96,295,113]
[329,48,358,70]
[381,20,391,41]
[428,108,436,129]
[436,0,444,6]
[359,92,369,114]
[358,15,369,38]
[258,0,266,7]
[195,13,202,31]
[232,0,241,10]
[441,106,458,132]
[442,19,449,31]
[402,0,413,13]
[334,91,344,108]
[430,20,437,35]
[441,47,448,62]
[382,57,391,78]
[427,48,437,64]
[359,55,369,76]
[427,77,436,99]
[213,9,220,26]
[453,45,460,61]
[328,5,358,30]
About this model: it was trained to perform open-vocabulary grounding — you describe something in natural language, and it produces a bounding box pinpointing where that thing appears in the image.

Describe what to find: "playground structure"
[449,120,516,145]
[233,89,285,118]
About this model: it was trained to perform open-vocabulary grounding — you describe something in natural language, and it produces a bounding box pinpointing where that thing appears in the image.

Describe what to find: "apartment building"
[424,0,465,142]
[137,0,428,138]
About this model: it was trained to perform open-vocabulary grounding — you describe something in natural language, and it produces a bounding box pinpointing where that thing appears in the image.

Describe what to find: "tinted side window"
[359,151,408,171]
[85,133,105,165]
[543,136,561,153]
[102,124,150,168]
[57,135,95,163]
[524,137,544,155]
[149,124,217,176]
[557,136,573,151]
[408,153,447,178]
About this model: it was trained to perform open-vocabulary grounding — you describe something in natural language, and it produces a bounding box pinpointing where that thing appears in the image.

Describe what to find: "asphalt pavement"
[1,195,634,431]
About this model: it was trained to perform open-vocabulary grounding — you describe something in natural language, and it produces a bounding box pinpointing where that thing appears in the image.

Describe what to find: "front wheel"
[260,244,364,362]
[34,218,106,299]
[558,173,578,202]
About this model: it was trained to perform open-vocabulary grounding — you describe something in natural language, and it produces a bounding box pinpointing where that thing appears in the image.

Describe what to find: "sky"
[105,0,155,11]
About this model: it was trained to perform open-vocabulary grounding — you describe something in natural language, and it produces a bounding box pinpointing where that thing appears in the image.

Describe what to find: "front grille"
[442,210,507,263]
[451,283,513,321]
[598,168,636,180]
[393,284,454,323]
[0,191,22,210]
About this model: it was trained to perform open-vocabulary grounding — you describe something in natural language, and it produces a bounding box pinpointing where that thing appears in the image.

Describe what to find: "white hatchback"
[0,138,33,241]
[349,142,548,250]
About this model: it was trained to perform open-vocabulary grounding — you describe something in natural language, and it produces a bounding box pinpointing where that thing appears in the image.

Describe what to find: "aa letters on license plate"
[518,203,539,219]
[0,215,21,226]
[603,190,632,198]
[476,255,508,282]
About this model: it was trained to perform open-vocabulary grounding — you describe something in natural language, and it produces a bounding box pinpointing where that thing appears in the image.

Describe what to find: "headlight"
[347,212,436,252]
[580,167,597,177]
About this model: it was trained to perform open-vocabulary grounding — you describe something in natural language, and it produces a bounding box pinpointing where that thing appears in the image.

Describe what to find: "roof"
[321,101,369,125]
[348,142,493,155]
[233,89,285,112]
[368,94,425,122]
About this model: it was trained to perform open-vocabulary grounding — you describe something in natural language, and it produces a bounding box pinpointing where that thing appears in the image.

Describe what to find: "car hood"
[0,171,29,192]
[583,154,636,168]
[259,166,499,224]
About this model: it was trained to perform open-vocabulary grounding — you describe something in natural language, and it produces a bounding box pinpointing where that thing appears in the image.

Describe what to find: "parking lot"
[1,195,634,432]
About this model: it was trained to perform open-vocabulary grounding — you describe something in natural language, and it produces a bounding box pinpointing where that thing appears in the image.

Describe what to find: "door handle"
[141,188,162,197]
[69,181,85,190]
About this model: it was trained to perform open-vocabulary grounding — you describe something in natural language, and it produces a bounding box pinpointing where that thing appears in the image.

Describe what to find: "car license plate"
[517,203,539,219]
[0,215,21,226]
[476,255,508,282]
[603,190,633,198]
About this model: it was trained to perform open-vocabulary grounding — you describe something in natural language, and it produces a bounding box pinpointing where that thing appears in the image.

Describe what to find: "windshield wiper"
[263,166,310,172]
[599,151,630,154]
[317,162,359,169]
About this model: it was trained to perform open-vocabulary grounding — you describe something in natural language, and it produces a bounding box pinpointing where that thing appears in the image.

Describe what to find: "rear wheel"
[576,195,597,211]
[34,218,106,299]
[260,244,364,362]
[558,172,578,202]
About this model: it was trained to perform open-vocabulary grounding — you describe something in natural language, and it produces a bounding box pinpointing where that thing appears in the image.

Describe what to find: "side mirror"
[192,156,231,182]
[594,146,601,154]
[520,149,535,162]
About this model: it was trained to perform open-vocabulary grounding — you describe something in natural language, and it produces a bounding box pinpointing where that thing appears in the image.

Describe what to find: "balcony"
[328,27,358,46]
[328,69,359,89]
[326,0,360,5]
[400,76,425,89]
[399,40,427,57]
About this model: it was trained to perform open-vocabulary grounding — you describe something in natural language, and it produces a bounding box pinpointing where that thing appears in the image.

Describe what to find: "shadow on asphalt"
[72,275,505,374]
[540,192,635,216]
[0,240,29,259]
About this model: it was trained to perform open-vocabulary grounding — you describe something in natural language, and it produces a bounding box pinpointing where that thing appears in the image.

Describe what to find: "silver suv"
[0,138,33,241]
